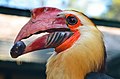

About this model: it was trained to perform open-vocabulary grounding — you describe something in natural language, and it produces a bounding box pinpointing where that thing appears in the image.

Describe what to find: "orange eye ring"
[65,14,82,31]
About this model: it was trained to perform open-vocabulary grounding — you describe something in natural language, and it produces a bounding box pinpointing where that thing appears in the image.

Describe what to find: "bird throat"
[55,30,80,53]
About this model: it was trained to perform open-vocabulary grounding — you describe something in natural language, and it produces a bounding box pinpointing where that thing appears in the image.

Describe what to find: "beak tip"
[10,41,26,58]
[10,51,20,58]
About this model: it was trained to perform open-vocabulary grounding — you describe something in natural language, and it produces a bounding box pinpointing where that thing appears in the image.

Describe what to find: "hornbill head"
[10,7,108,79]
[10,7,95,58]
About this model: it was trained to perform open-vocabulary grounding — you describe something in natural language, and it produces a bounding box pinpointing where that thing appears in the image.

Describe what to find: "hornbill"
[10,7,114,79]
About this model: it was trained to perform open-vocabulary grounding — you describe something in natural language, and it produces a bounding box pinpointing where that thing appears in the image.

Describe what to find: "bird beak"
[10,7,72,58]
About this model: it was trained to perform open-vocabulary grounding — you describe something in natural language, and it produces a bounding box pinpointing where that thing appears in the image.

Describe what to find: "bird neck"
[46,26,105,79]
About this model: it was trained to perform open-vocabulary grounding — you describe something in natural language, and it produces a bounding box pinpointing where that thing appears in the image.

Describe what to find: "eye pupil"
[66,16,78,25]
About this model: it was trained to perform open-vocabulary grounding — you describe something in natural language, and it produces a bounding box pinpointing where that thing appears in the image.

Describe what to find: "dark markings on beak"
[45,32,73,48]
[10,41,26,58]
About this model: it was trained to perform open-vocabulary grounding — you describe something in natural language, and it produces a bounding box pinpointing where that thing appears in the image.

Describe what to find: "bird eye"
[66,16,78,25]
